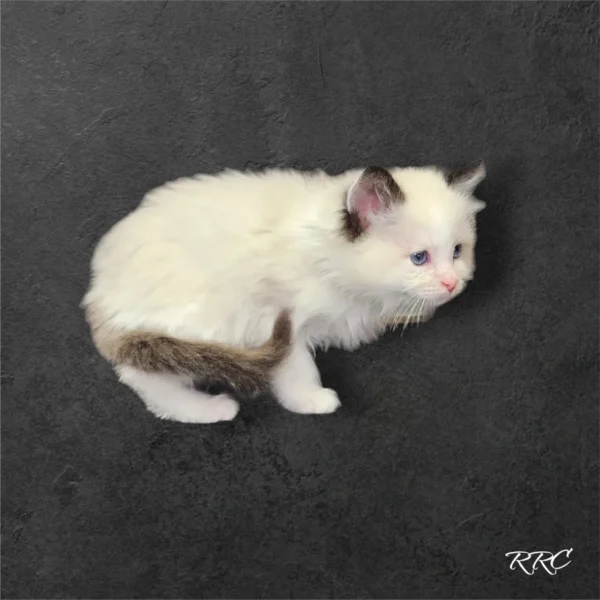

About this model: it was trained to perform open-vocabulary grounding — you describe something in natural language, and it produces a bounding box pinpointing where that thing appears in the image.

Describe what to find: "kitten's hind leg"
[272,342,341,415]
[116,366,239,423]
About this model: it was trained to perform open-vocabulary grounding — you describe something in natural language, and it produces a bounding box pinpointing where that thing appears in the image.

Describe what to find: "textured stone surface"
[2,1,598,598]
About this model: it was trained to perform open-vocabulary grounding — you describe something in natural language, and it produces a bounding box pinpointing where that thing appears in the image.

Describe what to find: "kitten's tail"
[105,310,292,394]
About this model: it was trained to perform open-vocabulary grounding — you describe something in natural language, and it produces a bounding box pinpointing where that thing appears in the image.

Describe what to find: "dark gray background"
[2,1,598,598]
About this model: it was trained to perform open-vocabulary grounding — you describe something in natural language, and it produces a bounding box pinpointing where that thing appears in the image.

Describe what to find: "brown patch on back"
[89,308,293,395]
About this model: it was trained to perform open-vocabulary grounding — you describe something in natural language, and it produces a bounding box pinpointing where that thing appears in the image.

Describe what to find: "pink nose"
[441,279,457,293]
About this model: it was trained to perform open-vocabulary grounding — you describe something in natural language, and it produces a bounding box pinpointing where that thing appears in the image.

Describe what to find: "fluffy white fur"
[83,165,485,422]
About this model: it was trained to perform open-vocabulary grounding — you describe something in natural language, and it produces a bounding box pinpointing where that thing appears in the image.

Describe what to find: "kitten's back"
[82,168,345,343]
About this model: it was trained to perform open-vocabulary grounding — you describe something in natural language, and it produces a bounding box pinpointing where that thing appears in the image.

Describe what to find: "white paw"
[206,395,240,423]
[284,388,341,415]
[151,394,240,424]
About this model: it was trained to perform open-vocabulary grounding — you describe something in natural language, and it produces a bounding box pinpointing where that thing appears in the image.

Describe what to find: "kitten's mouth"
[432,295,452,307]
[431,286,464,306]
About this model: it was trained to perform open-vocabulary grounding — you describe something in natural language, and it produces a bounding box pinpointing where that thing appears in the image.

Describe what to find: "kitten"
[82,162,486,423]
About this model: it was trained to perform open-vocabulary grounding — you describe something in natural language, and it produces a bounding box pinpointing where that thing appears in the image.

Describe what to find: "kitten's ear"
[346,166,403,229]
[446,160,486,195]
[470,199,486,213]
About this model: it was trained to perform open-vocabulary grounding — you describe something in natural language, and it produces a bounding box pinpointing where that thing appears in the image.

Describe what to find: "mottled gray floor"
[2,2,598,598]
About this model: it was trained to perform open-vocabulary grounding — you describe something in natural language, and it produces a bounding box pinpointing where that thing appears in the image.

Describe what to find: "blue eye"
[453,244,462,259]
[410,251,428,266]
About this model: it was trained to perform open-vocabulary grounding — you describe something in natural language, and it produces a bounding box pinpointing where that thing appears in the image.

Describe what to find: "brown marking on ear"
[342,166,404,242]
[85,304,293,395]
[445,160,486,187]
[341,209,364,241]
[359,166,403,207]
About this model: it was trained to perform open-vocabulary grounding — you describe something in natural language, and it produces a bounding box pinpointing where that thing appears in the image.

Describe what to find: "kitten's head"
[342,161,486,312]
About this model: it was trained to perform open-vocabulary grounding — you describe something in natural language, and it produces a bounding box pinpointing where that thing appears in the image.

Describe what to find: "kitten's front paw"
[288,388,341,415]
[212,395,240,422]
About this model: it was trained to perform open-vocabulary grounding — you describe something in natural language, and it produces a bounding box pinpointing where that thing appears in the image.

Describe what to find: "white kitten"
[82,162,486,423]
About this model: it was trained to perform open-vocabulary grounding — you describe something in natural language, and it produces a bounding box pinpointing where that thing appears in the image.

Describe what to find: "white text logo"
[505,549,573,575]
